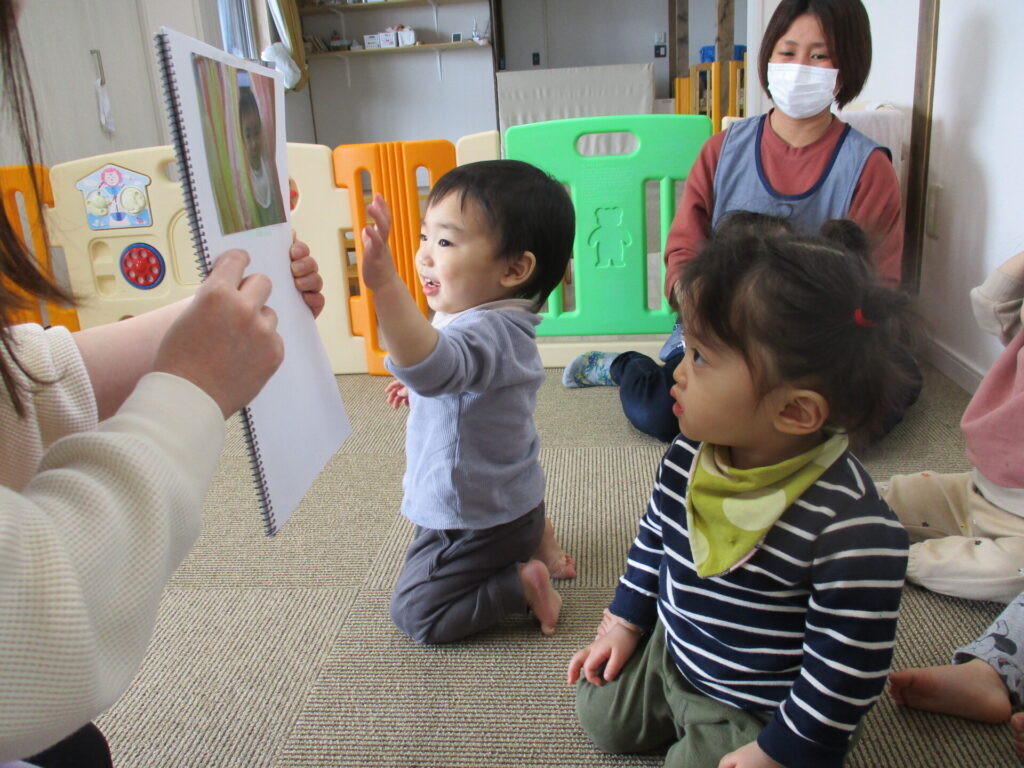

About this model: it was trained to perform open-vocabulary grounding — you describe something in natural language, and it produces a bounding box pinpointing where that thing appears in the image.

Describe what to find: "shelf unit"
[308,39,486,59]
[298,0,495,144]
[300,0,482,17]
[302,0,490,79]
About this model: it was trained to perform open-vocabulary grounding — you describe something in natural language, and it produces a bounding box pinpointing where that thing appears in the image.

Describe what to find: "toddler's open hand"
[568,614,643,686]
[385,379,409,408]
[361,194,397,292]
[717,740,784,768]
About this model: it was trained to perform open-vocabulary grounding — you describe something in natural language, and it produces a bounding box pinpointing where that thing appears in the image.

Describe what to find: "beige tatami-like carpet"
[98,364,1020,767]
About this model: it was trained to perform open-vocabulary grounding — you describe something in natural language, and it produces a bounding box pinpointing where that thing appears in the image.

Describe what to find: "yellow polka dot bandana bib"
[686,433,849,578]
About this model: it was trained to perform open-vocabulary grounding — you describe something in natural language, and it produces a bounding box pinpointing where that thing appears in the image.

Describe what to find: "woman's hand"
[154,250,283,417]
[290,235,324,318]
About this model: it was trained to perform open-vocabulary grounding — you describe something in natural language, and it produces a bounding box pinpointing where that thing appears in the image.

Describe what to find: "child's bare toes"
[519,559,562,635]
[548,551,577,580]
[1011,712,1024,759]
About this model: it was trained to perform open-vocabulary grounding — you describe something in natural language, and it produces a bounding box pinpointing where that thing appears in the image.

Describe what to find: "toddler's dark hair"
[677,215,919,441]
[426,160,574,311]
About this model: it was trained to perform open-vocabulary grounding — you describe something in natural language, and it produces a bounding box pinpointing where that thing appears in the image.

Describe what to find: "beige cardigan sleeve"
[0,325,225,761]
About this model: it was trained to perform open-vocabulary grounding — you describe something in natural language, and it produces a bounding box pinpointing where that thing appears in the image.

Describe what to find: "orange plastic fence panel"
[0,165,79,331]
[331,139,455,375]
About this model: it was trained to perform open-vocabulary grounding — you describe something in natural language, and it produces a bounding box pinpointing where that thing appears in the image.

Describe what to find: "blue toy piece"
[505,114,712,337]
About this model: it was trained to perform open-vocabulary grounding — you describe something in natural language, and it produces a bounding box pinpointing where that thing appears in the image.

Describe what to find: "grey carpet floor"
[97,364,1021,767]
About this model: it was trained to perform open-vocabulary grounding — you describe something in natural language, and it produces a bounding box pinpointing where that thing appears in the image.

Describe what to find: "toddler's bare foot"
[536,517,577,579]
[1011,711,1024,759]
[519,559,562,636]
[889,659,1012,723]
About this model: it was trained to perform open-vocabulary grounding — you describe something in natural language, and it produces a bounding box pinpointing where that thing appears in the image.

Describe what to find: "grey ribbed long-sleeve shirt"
[385,300,545,530]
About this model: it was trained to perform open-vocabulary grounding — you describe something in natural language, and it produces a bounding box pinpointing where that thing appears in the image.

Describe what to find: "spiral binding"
[239,405,276,534]
[155,32,211,280]
[155,31,276,533]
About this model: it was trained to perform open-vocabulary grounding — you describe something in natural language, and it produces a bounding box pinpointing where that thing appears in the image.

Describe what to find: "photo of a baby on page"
[192,55,286,235]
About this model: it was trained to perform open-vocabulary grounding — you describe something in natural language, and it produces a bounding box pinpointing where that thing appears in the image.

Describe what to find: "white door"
[7,0,166,166]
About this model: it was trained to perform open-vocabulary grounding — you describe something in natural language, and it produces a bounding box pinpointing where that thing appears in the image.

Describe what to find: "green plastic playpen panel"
[505,114,712,336]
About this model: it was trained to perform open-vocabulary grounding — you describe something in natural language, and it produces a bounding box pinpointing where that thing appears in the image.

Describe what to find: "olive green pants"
[575,620,771,768]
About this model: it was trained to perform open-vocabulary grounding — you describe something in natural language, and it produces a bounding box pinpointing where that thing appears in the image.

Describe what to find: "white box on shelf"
[397,28,416,46]
[379,31,398,48]
[363,33,380,49]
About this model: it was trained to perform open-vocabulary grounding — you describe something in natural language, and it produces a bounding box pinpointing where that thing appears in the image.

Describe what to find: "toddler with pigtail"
[569,215,918,768]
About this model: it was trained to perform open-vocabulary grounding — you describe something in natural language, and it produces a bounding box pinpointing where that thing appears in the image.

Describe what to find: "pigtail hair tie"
[853,307,875,328]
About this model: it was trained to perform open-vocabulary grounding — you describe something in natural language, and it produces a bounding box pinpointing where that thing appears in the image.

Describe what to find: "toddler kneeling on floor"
[361,160,577,644]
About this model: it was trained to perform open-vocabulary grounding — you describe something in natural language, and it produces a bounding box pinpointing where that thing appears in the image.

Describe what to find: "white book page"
[158,27,350,533]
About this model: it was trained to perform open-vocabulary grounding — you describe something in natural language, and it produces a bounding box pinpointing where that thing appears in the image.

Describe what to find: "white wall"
[857,0,917,109]
[917,0,1024,390]
[500,0,672,98]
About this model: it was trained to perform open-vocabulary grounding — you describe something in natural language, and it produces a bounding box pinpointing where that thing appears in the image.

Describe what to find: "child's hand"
[290,234,325,318]
[385,379,409,408]
[717,740,784,768]
[567,614,643,686]
[361,194,398,293]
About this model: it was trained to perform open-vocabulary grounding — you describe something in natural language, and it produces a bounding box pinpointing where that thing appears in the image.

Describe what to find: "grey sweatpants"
[389,503,545,644]
[954,590,1024,708]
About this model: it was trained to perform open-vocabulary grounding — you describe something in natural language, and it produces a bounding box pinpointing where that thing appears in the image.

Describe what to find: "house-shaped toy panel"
[75,163,153,230]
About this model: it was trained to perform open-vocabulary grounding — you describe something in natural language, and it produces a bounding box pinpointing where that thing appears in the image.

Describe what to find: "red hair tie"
[853,307,875,328]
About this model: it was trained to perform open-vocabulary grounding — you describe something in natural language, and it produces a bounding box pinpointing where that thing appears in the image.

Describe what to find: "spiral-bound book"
[155,27,350,535]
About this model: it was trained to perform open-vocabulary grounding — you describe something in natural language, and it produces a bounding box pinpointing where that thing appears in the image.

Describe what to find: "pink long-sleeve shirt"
[961,269,1024,496]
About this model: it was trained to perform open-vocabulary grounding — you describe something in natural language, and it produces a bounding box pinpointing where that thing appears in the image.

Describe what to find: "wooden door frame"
[902,0,939,293]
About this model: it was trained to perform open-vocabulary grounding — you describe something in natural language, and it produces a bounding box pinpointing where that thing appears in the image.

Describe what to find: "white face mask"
[767,62,839,119]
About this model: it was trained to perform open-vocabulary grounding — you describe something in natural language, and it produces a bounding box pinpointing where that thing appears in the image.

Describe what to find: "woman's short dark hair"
[426,160,574,311]
[758,0,872,109]
[677,216,919,441]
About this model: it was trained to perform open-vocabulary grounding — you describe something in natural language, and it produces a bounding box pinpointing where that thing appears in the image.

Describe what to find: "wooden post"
[716,0,734,122]
[672,0,689,102]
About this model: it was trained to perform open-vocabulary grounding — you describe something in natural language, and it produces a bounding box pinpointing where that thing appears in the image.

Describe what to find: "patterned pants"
[954,591,1024,708]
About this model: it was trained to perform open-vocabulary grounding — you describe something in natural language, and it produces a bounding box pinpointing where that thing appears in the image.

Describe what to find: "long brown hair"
[0,0,77,416]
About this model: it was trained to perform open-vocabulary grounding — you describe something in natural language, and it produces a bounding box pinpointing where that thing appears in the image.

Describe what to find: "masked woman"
[563,0,909,444]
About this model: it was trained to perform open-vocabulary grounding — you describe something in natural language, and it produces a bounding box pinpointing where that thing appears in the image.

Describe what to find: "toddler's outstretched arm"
[568,610,643,686]
[361,194,437,367]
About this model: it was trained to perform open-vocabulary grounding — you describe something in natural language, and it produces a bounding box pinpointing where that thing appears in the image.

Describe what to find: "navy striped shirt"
[609,436,908,768]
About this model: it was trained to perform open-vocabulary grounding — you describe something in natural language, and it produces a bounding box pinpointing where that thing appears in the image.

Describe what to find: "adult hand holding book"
[154,249,283,418]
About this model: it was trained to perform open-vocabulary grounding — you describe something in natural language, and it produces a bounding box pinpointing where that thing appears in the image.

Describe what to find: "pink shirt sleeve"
[664,132,725,299]
[848,149,904,288]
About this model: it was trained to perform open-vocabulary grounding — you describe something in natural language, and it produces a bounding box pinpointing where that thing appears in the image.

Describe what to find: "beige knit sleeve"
[0,371,224,761]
